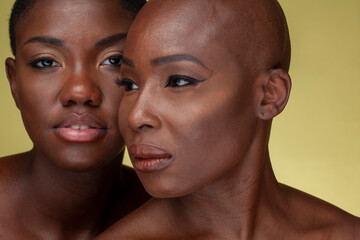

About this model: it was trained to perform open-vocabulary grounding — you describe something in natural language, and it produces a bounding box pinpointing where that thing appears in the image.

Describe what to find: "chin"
[140,176,193,199]
[57,157,106,172]
[51,155,107,172]
[42,146,123,172]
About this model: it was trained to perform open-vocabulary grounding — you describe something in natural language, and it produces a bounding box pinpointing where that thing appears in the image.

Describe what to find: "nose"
[126,89,161,131]
[59,69,102,107]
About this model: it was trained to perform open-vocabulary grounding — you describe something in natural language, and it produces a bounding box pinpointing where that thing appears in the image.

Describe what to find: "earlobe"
[5,57,20,108]
[257,69,291,120]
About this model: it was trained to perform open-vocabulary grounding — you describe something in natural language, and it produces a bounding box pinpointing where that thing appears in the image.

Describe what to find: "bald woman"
[96,0,360,239]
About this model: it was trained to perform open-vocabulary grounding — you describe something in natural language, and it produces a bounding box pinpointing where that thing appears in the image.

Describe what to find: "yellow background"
[0,0,359,216]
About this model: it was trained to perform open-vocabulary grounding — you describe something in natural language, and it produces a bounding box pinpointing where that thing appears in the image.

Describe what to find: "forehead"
[16,0,133,46]
[126,0,241,68]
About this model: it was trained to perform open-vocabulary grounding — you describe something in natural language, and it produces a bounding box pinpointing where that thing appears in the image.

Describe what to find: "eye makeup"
[165,75,206,88]
[114,77,139,91]
[28,56,62,69]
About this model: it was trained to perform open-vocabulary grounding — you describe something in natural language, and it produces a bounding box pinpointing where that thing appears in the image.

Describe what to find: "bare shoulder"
[0,152,30,186]
[96,199,178,240]
[281,184,360,240]
[0,152,30,196]
[0,152,30,235]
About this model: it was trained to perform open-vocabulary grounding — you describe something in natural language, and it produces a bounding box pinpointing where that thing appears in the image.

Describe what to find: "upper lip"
[54,113,107,129]
[128,143,172,159]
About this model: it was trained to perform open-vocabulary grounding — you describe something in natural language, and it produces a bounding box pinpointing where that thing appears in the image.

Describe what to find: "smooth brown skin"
[1,0,149,239]
[96,0,360,239]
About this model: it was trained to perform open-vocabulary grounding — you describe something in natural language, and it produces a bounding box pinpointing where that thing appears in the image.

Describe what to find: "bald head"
[127,0,290,76]
[220,0,291,72]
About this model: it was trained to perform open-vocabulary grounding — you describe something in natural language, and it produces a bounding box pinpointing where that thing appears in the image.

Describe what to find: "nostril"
[125,93,162,131]
[64,99,76,106]
[59,84,102,107]
[85,99,94,106]
[126,113,156,131]
[139,124,153,130]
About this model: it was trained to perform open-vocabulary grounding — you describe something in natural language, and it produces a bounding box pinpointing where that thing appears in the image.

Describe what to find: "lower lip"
[55,128,106,142]
[131,157,173,173]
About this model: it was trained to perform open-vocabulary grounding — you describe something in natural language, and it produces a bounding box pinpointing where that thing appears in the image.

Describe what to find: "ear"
[257,69,291,120]
[5,57,20,108]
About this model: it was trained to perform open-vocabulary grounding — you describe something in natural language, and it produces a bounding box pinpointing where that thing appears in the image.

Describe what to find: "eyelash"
[28,54,122,69]
[100,54,123,67]
[114,75,205,91]
[114,77,139,92]
[165,75,204,88]
[28,57,61,69]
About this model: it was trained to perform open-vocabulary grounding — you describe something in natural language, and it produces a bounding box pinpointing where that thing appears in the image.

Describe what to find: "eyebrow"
[151,54,208,69]
[23,36,64,48]
[95,33,127,47]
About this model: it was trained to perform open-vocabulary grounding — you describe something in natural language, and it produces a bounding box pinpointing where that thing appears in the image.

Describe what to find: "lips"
[128,143,173,173]
[54,113,107,142]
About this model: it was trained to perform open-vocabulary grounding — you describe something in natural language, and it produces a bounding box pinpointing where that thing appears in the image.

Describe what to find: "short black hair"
[9,0,146,56]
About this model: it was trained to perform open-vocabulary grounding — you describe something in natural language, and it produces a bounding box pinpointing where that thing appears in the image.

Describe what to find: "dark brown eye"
[101,54,122,67]
[165,75,204,88]
[29,57,61,68]
[114,77,139,92]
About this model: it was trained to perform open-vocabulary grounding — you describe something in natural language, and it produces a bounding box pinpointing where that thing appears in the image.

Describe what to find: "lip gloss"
[54,113,107,143]
[128,143,173,173]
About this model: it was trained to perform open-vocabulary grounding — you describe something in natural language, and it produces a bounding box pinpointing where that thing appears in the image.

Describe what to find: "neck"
[20,149,124,239]
[167,122,286,239]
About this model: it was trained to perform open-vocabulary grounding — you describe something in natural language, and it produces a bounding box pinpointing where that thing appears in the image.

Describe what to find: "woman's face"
[118,1,260,198]
[7,0,133,170]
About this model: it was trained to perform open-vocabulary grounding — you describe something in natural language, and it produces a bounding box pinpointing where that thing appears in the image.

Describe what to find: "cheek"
[103,84,122,120]
[174,85,256,151]
[117,92,133,140]
[165,87,257,193]
[18,77,58,127]
[99,82,123,143]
